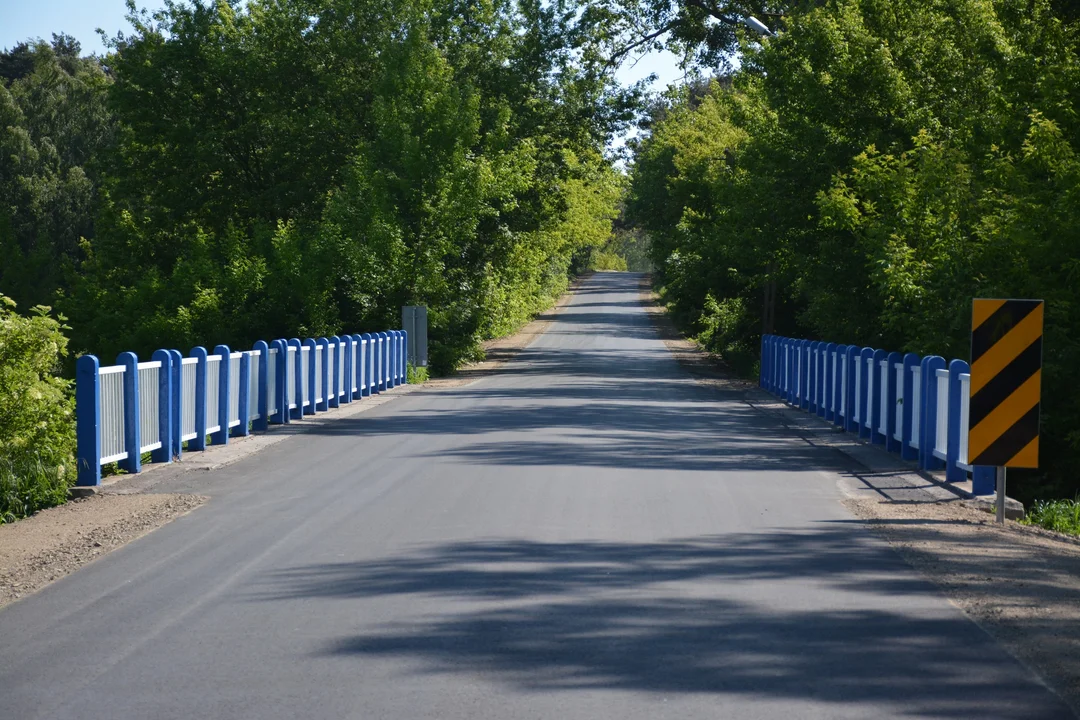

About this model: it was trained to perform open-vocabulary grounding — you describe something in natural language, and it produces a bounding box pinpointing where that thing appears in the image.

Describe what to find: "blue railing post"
[270,340,288,424]
[328,336,341,408]
[361,333,373,396]
[236,350,251,437]
[152,349,173,463]
[253,341,270,431]
[117,351,141,473]
[885,351,902,453]
[316,338,330,411]
[169,349,183,458]
[289,338,303,419]
[844,346,859,433]
[920,355,946,471]
[190,347,208,451]
[402,330,409,383]
[858,348,874,440]
[816,343,827,419]
[946,359,968,482]
[213,345,230,446]
[372,333,382,394]
[870,349,888,445]
[393,331,402,386]
[75,354,102,487]
[901,353,920,461]
[353,334,365,397]
[342,335,354,403]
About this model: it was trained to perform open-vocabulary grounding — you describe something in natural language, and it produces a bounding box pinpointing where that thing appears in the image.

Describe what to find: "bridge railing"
[75,330,409,487]
[759,335,995,495]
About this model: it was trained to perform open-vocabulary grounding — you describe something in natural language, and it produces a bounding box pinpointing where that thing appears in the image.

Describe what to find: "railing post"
[833,345,846,427]
[271,340,288,424]
[289,338,303,419]
[885,351,902,453]
[252,341,269,431]
[372,333,382,394]
[381,332,391,391]
[946,359,968,482]
[402,330,409,383]
[342,335,354,403]
[844,346,859,433]
[798,340,809,411]
[328,336,341,408]
[190,347,208,451]
[213,345,230,445]
[117,351,141,473]
[823,343,837,421]
[360,334,372,396]
[169,349,183,458]
[152,349,173,463]
[75,354,102,487]
[236,350,251,437]
[901,353,920,461]
[920,355,946,470]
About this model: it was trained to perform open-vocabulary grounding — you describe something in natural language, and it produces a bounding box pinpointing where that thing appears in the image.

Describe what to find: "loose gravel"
[0,493,205,609]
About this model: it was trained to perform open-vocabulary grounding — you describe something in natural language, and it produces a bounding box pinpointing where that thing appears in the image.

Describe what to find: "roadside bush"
[0,295,75,523]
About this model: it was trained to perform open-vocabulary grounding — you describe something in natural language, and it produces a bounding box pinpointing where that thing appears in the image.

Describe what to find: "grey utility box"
[402,305,428,368]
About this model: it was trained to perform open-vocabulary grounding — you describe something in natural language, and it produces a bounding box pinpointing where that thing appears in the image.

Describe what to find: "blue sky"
[1,0,685,90]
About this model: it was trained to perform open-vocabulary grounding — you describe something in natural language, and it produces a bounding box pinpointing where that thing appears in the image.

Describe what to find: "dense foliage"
[628,0,1080,503]
[0,296,74,523]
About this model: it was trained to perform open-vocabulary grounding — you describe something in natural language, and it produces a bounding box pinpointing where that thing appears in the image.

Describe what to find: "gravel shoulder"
[0,494,205,610]
[640,277,1080,716]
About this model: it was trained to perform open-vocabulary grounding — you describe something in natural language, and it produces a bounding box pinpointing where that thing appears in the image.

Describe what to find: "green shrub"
[0,295,75,523]
[1022,498,1080,537]
[407,363,429,384]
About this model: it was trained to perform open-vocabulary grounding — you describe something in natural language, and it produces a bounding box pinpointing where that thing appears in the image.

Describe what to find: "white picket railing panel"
[351,342,359,393]
[248,350,261,420]
[267,348,279,416]
[853,359,862,423]
[958,373,972,470]
[137,362,162,453]
[338,342,346,397]
[934,369,949,461]
[864,356,876,430]
[893,363,904,442]
[910,366,922,449]
[830,352,839,413]
[878,360,889,435]
[314,345,324,403]
[228,352,242,428]
[100,365,127,464]
[206,356,222,434]
[287,346,297,410]
[181,358,198,442]
[300,347,310,408]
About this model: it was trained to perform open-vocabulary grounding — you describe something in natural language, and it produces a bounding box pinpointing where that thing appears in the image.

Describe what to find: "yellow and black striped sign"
[968,299,1044,468]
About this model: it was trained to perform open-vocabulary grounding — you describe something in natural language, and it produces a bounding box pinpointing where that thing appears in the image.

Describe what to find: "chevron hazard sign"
[968,299,1044,468]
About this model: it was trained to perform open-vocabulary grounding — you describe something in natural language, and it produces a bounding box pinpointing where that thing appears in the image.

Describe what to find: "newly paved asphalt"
[1,273,1073,719]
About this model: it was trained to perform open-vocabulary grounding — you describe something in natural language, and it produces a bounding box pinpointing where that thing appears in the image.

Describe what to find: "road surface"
[0,272,1073,718]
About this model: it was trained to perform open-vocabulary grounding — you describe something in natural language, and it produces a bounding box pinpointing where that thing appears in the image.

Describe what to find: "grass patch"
[1021,498,1080,536]
[407,363,429,384]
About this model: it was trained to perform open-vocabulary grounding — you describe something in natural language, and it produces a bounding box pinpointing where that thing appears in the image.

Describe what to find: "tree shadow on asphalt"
[250,531,1071,718]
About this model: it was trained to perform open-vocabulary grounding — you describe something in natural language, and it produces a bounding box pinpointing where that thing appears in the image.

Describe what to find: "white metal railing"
[327,342,336,401]
[934,368,949,460]
[958,373,972,469]
[206,355,222,434]
[228,352,242,428]
[910,365,921,449]
[853,358,862,423]
[248,350,261,420]
[286,346,297,410]
[864,356,875,430]
[181,358,198,442]
[893,363,904,442]
[351,341,359,393]
[878,360,889,435]
[830,351,838,413]
[314,345,324,403]
[267,348,278,417]
[840,353,848,416]
[100,365,127,463]
[338,342,346,397]
[137,361,162,453]
[300,346,310,408]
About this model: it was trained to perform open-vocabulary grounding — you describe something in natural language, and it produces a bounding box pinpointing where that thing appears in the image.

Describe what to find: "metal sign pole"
[996,467,1007,524]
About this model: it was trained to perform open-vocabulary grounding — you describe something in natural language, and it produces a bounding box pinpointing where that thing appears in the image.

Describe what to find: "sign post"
[969,299,1044,523]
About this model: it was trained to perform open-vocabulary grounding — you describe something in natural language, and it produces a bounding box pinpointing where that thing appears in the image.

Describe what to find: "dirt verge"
[0,493,205,610]
[640,278,1080,716]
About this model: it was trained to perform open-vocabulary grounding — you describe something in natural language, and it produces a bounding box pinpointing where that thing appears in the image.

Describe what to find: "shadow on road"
[251,530,1067,717]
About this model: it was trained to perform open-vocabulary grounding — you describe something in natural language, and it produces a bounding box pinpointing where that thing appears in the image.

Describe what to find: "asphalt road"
[1,272,1073,719]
